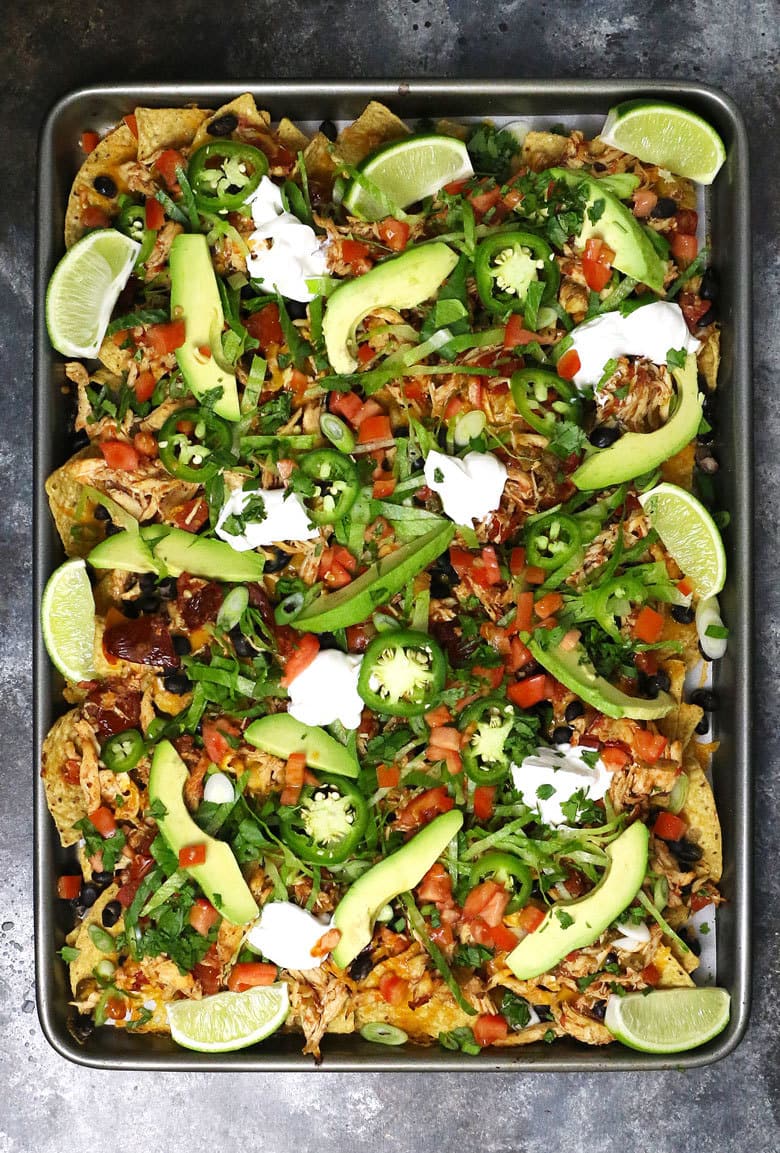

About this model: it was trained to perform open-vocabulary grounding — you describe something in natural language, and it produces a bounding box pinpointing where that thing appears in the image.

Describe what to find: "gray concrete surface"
[2,3,778,1150]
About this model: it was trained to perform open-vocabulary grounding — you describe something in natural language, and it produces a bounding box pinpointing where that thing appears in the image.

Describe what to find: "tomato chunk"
[633,605,664,644]
[280,633,320,687]
[189,898,220,936]
[178,843,207,868]
[378,217,410,251]
[507,673,549,709]
[556,348,581,381]
[517,904,546,932]
[377,764,401,789]
[474,1013,509,1047]
[99,440,139,471]
[57,875,82,900]
[227,962,278,991]
[653,811,688,841]
[473,785,496,822]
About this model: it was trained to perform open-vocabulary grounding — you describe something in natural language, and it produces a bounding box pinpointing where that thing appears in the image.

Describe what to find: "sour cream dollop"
[568,301,700,389]
[215,486,318,551]
[423,449,507,525]
[245,176,328,301]
[203,771,235,805]
[247,901,332,971]
[287,649,364,730]
[511,744,611,827]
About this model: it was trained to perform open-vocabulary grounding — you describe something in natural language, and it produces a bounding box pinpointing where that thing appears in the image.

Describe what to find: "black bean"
[666,838,704,865]
[101,899,123,928]
[699,268,718,301]
[70,900,87,920]
[640,670,671,699]
[590,1000,607,1021]
[671,604,695,624]
[589,425,622,449]
[207,113,239,137]
[230,627,256,658]
[121,598,141,619]
[429,552,459,599]
[592,162,607,172]
[677,927,702,957]
[531,1004,554,1022]
[93,174,117,198]
[172,634,192,657]
[157,576,178,600]
[319,119,338,141]
[653,670,671,693]
[71,430,90,451]
[93,503,110,522]
[696,306,714,328]
[138,594,161,614]
[552,725,573,744]
[698,642,714,663]
[105,522,121,537]
[69,1013,95,1043]
[348,947,375,982]
[651,196,677,218]
[139,571,158,592]
[264,547,291,574]
[564,700,585,723]
[701,392,717,427]
[690,688,718,711]
[80,883,99,908]
[93,870,114,888]
[695,715,710,735]
[284,299,308,320]
[164,672,192,695]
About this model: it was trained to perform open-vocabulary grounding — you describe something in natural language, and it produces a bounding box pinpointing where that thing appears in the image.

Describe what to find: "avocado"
[149,740,259,925]
[88,530,161,574]
[506,821,648,980]
[244,713,359,779]
[152,527,265,582]
[529,638,675,721]
[331,809,463,968]
[548,167,666,293]
[323,243,459,373]
[170,233,240,422]
[572,354,701,490]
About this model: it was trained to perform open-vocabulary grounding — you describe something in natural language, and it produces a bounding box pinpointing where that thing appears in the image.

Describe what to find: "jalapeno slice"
[158,407,235,483]
[459,696,516,784]
[187,141,269,212]
[101,729,145,773]
[593,575,647,639]
[475,231,560,316]
[510,368,582,437]
[117,202,146,243]
[468,851,533,911]
[299,449,360,525]
[357,629,446,717]
[278,775,368,865]
[525,512,582,572]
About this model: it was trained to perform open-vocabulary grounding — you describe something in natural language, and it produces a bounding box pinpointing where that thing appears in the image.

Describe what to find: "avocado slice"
[149,740,259,926]
[572,354,701,491]
[152,527,265,582]
[244,713,359,779]
[323,243,459,373]
[506,821,648,980]
[548,167,666,293]
[331,809,463,968]
[292,521,455,633]
[528,638,675,721]
[170,233,240,422]
[88,530,161,574]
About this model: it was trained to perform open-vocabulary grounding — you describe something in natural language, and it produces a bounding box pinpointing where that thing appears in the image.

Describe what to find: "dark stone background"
[1,3,777,1149]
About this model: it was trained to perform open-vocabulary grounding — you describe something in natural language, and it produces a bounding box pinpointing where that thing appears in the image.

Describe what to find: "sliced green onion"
[140,870,189,916]
[274,591,306,625]
[668,774,690,815]
[453,409,486,446]
[320,412,356,453]
[94,958,116,982]
[88,924,116,954]
[360,1022,409,1046]
[217,586,250,632]
[653,873,669,911]
[241,356,266,415]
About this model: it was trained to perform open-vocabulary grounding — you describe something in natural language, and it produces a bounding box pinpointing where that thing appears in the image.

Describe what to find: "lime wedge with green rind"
[41,558,97,682]
[343,133,473,220]
[638,481,726,599]
[167,984,289,1053]
[46,228,140,357]
[599,101,726,185]
[605,987,730,1053]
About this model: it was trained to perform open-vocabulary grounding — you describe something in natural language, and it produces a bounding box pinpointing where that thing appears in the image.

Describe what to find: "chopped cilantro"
[500,990,532,1031]
[467,123,520,179]
[555,909,575,929]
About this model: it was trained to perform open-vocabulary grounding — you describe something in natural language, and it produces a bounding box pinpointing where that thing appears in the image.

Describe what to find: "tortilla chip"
[681,757,722,882]
[301,132,339,196]
[45,448,103,557]
[41,709,89,846]
[436,118,470,141]
[134,105,211,164]
[277,117,310,155]
[64,123,138,247]
[653,943,695,988]
[657,702,703,750]
[671,936,700,974]
[522,130,569,173]
[661,614,703,671]
[697,328,720,392]
[190,93,270,152]
[98,333,133,376]
[335,101,410,167]
[660,440,696,490]
[67,885,123,996]
[353,985,477,1043]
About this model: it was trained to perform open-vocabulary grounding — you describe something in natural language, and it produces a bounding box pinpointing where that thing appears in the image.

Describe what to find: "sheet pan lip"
[33,78,751,1071]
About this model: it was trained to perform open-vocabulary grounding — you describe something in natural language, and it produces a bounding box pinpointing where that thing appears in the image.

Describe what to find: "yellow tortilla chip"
[277,117,310,155]
[190,93,271,152]
[45,448,104,557]
[301,132,339,196]
[653,943,695,988]
[661,613,702,670]
[64,123,138,247]
[98,332,133,376]
[697,328,720,392]
[335,101,410,167]
[660,441,696,490]
[435,118,470,141]
[657,703,703,750]
[134,105,211,164]
[41,709,89,846]
[522,130,570,172]
[681,757,722,882]
[67,885,123,996]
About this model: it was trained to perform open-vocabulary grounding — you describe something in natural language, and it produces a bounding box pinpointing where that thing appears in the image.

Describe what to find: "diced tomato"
[430,923,455,948]
[418,862,453,905]
[473,785,496,822]
[632,189,658,218]
[80,131,100,154]
[507,673,548,709]
[424,704,453,728]
[469,185,502,217]
[517,904,546,932]
[444,178,469,195]
[193,946,222,995]
[480,546,502,585]
[509,547,526,576]
[679,291,713,331]
[357,342,375,366]
[178,843,207,868]
[523,566,546,586]
[653,811,688,841]
[123,114,138,138]
[464,881,510,927]
[309,926,341,958]
[633,605,664,644]
[189,898,220,936]
[99,440,140,471]
[504,313,537,349]
[116,848,155,908]
[227,962,278,992]
[676,577,694,597]
[133,371,157,403]
[202,718,239,765]
[341,239,372,271]
[329,390,365,425]
[82,205,111,229]
[582,237,616,292]
[675,209,699,235]
[372,477,397,499]
[473,664,505,688]
[444,748,463,775]
[395,786,455,832]
[515,591,534,633]
[444,395,465,421]
[379,972,409,1005]
[428,727,461,752]
[289,368,310,404]
[671,232,698,264]
[600,744,632,770]
[556,348,581,381]
[507,637,534,673]
[171,497,209,533]
[641,963,661,987]
[503,187,523,209]
[473,1013,509,1047]
[155,148,185,189]
[280,633,320,687]
[376,764,401,789]
[635,650,658,677]
[141,320,186,357]
[57,875,82,900]
[245,303,283,352]
[378,217,411,251]
[358,414,392,444]
[105,996,127,1021]
[690,891,713,913]
[89,806,118,837]
[534,591,563,621]
[489,923,519,952]
[634,729,668,763]
[402,379,426,405]
[142,196,164,232]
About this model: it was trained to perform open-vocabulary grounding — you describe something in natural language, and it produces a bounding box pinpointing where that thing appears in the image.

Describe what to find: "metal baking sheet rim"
[33,79,752,1072]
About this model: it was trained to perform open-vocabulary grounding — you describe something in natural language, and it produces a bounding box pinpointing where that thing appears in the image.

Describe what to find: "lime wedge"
[41,558,97,682]
[46,228,140,357]
[343,134,473,220]
[605,987,730,1053]
[638,482,726,599]
[599,101,726,184]
[167,984,289,1053]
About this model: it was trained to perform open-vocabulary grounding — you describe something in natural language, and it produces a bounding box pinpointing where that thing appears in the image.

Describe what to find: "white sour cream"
[612,920,652,952]
[203,771,235,805]
[287,649,365,730]
[423,450,508,526]
[247,901,332,971]
[568,301,700,389]
[245,176,328,302]
[215,486,318,551]
[511,744,612,827]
